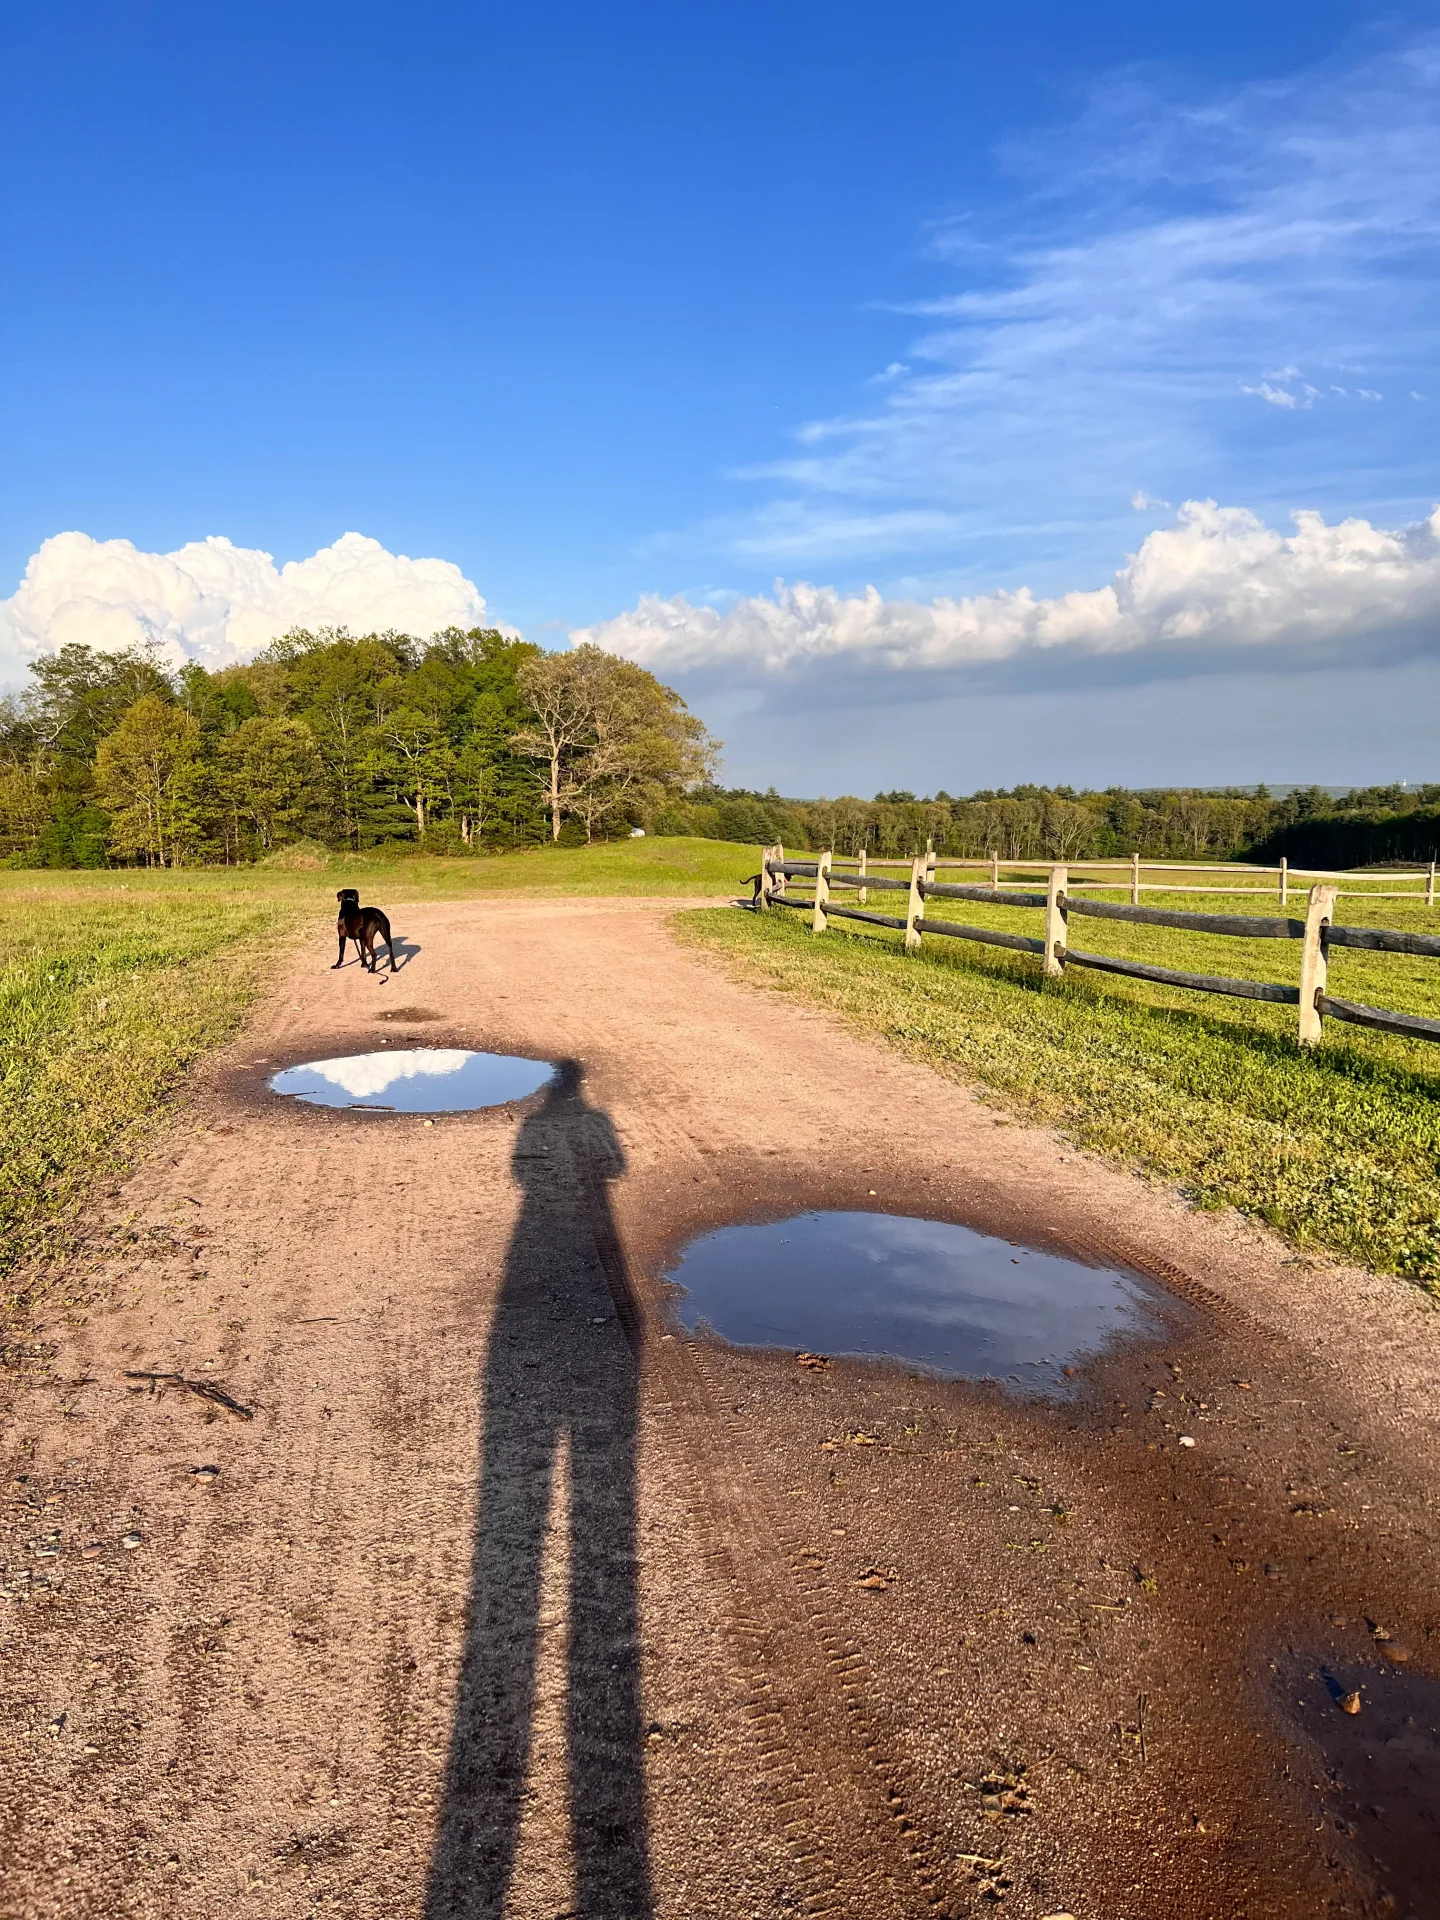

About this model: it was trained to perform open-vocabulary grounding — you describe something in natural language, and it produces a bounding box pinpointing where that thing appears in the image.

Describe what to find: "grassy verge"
[0,888,294,1300]
[679,896,1440,1290]
[0,837,752,1300]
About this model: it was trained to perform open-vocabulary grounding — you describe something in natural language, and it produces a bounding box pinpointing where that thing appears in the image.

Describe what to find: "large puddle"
[663,1210,1167,1390]
[268,1048,557,1112]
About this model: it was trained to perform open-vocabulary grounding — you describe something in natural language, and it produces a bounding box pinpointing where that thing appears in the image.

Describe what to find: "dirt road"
[3,897,1439,1920]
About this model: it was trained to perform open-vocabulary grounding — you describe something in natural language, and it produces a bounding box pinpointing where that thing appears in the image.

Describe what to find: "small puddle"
[268,1048,557,1112]
[663,1210,1168,1391]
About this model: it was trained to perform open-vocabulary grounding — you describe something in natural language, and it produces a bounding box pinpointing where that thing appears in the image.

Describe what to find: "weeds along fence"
[756,845,1440,1051]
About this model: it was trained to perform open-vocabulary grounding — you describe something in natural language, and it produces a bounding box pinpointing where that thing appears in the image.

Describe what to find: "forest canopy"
[0,628,717,867]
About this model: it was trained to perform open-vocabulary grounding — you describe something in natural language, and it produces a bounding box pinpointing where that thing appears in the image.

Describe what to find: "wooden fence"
[756,845,1440,1050]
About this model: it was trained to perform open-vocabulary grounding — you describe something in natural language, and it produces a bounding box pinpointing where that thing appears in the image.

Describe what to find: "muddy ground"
[2,896,1438,1920]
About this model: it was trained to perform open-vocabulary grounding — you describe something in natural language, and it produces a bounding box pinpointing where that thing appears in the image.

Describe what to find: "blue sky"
[4,1,1440,789]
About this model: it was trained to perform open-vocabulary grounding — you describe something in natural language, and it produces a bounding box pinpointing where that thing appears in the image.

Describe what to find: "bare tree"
[512,652,599,842]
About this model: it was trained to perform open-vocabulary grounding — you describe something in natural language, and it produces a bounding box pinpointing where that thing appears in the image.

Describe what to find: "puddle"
[268,1048,557,1112]
[663,1210,1168,1391]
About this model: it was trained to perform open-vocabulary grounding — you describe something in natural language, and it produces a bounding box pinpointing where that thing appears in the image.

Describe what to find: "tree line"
[0,628,716,867]
[2,629,1429,871]
[656,781,1430,866]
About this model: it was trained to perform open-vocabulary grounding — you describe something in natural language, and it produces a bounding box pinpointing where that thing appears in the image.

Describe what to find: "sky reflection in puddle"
[268,1048,557,1112]
[664,1210,1167,1392]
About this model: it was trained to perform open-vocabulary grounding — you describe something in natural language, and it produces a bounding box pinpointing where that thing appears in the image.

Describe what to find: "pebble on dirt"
[1339,1689,1362,1714]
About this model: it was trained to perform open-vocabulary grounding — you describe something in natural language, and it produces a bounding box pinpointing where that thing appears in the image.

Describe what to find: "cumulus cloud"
[0,530,489,680]
[575,499,1440,682]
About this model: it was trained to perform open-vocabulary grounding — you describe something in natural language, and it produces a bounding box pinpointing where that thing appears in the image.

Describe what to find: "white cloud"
[1241,381,1312,409]
[0,530,489,680]
[1130,489,1171,511]
[576,499,1440,681]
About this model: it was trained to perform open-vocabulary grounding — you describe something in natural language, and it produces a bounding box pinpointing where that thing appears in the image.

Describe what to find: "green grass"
[0,837,752,1299]
[680,887,1440,1290]
[0,888,288,1299]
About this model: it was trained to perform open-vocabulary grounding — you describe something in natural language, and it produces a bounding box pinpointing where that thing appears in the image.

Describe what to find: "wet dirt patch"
[375,1005,444,1022]
[268,1047,557,1112]
[1276,1647,1440,1917]
[661,1209,1170,1392]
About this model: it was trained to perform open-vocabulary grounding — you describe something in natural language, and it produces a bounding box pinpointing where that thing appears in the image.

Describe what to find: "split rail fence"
[756,846,1440,1050]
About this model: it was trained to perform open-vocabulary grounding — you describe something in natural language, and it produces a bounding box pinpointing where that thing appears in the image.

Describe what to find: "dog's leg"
[332,932,347,969]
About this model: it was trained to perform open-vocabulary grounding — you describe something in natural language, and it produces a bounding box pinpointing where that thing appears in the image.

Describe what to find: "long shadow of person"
[425,1060,653,1920]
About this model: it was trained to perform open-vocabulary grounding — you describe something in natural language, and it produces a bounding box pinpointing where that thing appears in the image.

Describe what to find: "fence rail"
[757,843,1440,1050]
[790,848,1438,905]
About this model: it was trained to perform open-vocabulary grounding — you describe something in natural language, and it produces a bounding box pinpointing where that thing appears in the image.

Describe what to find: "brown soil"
[3,896,1439,1920]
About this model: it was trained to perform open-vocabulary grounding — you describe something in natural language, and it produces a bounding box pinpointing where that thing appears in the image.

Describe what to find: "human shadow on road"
[424,1061,652,1920]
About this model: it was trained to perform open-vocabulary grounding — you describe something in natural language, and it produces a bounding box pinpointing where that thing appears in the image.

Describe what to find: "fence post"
[925,838,937,885]
[905,856,925,954]
[1131,851,1140,906]
[1429,859,1435,909]
[756,844,773,910]
[1045,864,1068,979]
[989,850,999,889]
[1297,884,1337,1046]
[812,849,832,934]
[857,847,868,906]
[1279,857,1288,907]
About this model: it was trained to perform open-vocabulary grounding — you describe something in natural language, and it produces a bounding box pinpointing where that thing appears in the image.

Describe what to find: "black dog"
[334,889,397,973]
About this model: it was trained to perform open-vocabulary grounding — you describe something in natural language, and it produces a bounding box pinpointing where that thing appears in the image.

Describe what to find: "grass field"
[681,884,1440,1290]
[0,838,752,1295]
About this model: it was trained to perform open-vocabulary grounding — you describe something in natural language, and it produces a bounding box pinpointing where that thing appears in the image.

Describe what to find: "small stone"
[422,1120,434,1128]
[191,1466,220,1484]
[1178,1435,1196,1448]
[81,1543,104,1560]
[46,1714,66,1738]
[1339,1689,1362,1715]
[1380,1641,1412,1664]
[120,1532,143,1550]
